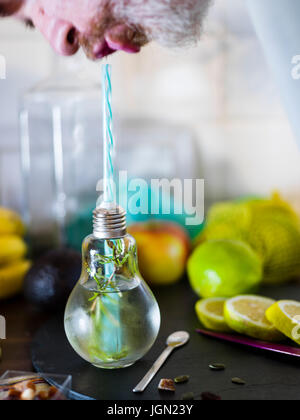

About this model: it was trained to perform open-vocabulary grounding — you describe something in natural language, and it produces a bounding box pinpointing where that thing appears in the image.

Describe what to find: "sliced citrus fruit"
[224,295,284,342]
[195,298,232,332]
[266,300,300,345]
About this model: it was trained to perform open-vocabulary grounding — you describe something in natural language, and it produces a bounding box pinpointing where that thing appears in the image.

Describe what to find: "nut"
[36,391,49,400]
[21,389,35,401]
[25,380,36,392]
[6,389,21,400]
[48,387,58,399]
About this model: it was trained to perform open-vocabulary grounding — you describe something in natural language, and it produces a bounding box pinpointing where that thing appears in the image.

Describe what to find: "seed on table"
[209,363,226,371]
[181,392,195,401]
[174,375,190,384]
[201,392,222,401]
[232,377,246,385]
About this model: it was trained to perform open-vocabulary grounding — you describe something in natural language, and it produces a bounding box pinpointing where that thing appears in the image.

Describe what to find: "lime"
[195,298,231,332]
[224,295,284,342]
[188,240,263,298]
[266,300,300,345]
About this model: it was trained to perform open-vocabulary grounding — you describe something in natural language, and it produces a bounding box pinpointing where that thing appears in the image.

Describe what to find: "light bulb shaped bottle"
[64,205,161,369]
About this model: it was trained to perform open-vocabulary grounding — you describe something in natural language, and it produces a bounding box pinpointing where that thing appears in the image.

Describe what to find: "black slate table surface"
[32,280,300,400]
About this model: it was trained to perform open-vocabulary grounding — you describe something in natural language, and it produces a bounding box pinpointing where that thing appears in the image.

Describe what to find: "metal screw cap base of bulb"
[93,204,127,239]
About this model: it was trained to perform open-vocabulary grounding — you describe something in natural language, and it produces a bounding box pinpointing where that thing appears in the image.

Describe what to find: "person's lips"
[93,39,116,59]
[105,36,141,54]
[104,24,141,54]
[69,23,148,60]
[92,25,142,59]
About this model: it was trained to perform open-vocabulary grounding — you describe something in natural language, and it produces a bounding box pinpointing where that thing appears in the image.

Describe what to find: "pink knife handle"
[197,329,300,357]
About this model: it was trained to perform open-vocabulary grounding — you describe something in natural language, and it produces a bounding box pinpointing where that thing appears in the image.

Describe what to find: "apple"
[128,221,191,286]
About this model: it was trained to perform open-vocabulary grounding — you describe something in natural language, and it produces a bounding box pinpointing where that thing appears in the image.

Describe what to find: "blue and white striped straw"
[102,64,115,204]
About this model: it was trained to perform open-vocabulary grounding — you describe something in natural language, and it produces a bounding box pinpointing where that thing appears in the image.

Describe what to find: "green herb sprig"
[87,239,132,301]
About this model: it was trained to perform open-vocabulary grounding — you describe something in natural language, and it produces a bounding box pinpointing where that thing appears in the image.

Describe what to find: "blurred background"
[0,0,300,251]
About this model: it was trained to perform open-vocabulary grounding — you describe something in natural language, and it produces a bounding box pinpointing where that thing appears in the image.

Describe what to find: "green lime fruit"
[188,240,263,298]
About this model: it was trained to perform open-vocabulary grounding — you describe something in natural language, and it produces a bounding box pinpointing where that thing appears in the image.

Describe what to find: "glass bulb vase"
[64,206,161,369]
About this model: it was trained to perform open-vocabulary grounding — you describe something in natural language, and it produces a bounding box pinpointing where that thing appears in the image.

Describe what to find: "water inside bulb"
[64,233,161,369]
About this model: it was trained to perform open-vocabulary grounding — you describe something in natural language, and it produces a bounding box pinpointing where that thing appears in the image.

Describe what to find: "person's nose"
[104,24,142,54]
[31,9,79,56]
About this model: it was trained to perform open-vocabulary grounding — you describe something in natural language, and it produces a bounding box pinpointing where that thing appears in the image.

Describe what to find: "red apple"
[128,221,191,286]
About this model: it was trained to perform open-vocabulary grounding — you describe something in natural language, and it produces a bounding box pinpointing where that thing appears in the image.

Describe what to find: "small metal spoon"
[133,331,190,393]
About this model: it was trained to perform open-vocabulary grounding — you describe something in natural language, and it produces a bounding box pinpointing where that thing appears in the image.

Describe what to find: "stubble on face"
[78,1,148,59]
[113,0,213,48]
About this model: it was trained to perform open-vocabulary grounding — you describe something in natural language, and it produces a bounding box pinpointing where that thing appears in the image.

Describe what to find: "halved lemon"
[195,297,232,332]
[266,300,300,345]
[224,295,284,342]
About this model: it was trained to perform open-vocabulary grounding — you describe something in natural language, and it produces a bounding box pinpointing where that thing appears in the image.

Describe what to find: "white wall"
[0,0,299,212]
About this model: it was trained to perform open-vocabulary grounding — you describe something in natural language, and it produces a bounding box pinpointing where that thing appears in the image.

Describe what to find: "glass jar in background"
[0,126,22,211]
[20,54,204,256]
[20,55,102,256]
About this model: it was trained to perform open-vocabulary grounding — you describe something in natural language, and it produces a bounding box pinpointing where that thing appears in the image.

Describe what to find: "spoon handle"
[133,346,174,393]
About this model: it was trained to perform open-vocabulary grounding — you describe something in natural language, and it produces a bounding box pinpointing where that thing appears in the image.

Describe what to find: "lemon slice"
[195,298,232,332]
[266,300,300,345]
[224,295,284,342]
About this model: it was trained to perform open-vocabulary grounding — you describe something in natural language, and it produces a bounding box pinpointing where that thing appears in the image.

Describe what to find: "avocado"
[24,249,81,310]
